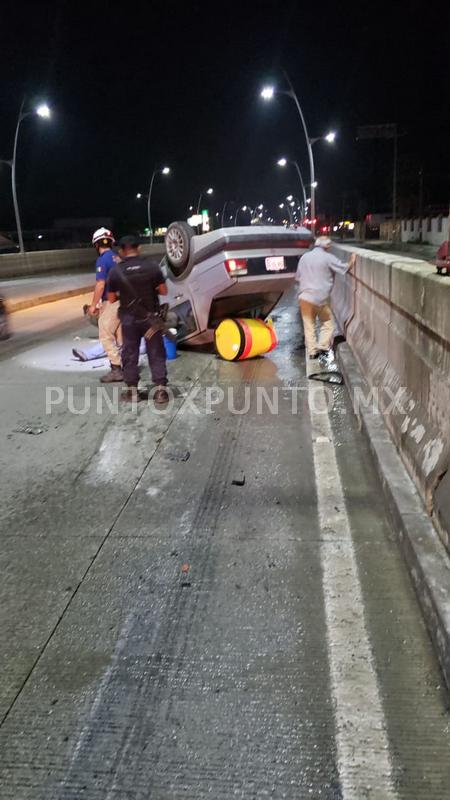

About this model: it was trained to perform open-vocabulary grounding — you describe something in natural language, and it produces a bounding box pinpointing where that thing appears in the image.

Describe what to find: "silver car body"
[162,225,312,344]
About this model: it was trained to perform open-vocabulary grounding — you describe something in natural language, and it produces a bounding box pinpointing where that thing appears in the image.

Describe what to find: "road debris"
[309,371,344,385]
[13,425,46,435]
[167,450,190,462]
[231,471,246,486]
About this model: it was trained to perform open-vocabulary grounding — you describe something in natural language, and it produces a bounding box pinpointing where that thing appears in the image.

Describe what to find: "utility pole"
[447,202,450,261]
[418,167,424,242]
[392,125,398,242]
[340,192,347,241]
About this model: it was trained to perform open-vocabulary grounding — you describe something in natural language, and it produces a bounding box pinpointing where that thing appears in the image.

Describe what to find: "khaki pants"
[299,299,334,356]
[98,301,122,367]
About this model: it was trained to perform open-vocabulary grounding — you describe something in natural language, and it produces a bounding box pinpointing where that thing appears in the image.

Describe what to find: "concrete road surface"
[0,292,449,799]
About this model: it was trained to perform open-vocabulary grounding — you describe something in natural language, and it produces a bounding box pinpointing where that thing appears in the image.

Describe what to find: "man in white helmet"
[88,227,123,382]
[295,236,356,359]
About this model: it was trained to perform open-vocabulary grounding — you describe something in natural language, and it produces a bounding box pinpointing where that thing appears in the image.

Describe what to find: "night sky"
[1,0,449,235]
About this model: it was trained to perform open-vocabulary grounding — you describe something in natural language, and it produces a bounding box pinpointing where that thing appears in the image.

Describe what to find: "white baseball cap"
[314,236,332,248]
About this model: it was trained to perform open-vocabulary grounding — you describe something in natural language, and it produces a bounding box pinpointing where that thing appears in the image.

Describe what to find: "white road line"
[308,378,397,799]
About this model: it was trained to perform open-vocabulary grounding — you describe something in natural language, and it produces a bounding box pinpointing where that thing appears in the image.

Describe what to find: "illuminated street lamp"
[197,186,214,214]
[277,157,308,219]
[234,204,254,225]
[278,202,293,225]
[260,86,275,100]
[143,165,171,243]
[289,194,303,213]
[262,74,336,234]
[0,98,52,253]
[36,104,51,119]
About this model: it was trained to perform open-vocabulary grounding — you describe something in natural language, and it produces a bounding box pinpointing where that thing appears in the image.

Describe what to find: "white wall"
[401,216,449,246]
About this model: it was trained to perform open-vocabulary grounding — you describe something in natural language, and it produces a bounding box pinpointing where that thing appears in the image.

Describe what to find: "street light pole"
[221,200,230,227]
[11,98,27,254]
[292,162,307,217]
[146,165,170,244]
[1,98,52,254]
[234,205,253,225]
[197,187,213,215]
[262,74,336,236]
[281,73,316,233]
[279,203,294,225]
[288,196,303,220]
[277,158,307,217]
[147,167,157,245]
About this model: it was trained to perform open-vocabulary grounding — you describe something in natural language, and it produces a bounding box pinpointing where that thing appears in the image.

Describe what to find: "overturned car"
[162,222,312,344]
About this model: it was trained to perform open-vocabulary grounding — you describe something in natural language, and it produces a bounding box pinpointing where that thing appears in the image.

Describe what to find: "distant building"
[401,215,449,246]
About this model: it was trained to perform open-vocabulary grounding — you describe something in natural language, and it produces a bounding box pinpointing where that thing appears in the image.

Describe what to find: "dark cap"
[118,234,141,248]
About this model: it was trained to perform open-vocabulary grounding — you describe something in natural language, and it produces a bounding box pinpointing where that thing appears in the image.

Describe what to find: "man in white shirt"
[295,236,356,359]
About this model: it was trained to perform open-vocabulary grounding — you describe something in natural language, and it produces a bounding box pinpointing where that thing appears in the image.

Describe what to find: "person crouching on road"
[295,236,356,359]
[107,235,169,404]
[87,228,123,383]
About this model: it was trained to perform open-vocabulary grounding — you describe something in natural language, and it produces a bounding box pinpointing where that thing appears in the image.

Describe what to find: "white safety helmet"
[314,236,332,248]
[92,227,115,247]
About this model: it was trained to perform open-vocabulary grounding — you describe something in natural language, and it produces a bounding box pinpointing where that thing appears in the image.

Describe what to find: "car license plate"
[265,256,285,272]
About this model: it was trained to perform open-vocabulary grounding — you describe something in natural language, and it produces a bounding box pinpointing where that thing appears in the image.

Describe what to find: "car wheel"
[165,221,194,277]
[0,298,10,340]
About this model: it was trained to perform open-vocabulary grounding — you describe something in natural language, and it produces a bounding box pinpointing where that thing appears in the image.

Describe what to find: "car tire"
[0,298,10,340]
[165,221,194,277]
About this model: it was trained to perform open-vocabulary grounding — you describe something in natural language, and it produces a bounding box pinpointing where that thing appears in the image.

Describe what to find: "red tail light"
[225,258,248,276]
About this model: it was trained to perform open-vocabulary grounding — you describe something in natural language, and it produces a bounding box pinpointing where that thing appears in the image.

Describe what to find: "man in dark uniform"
[107,235,169,403]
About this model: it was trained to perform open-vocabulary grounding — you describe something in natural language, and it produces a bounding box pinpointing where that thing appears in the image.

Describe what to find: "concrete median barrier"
[0,244,165,280]
[331,244,450,552]
[0,248,93,279]
[0,245,166,312]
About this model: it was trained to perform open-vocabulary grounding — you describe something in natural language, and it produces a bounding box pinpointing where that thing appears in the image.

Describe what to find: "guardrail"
[331,244,450,551]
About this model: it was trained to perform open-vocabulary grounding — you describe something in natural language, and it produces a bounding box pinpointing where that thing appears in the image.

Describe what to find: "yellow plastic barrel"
[214,317,278,361]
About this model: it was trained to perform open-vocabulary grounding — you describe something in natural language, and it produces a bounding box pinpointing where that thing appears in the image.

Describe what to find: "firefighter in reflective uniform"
[88,228,123,382]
